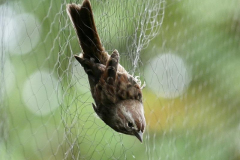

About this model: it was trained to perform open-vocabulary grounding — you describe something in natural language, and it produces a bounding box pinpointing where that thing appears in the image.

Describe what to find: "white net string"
[1,0,240,160]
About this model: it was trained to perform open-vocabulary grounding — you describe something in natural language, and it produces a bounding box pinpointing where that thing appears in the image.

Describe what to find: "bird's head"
[109,99,146,142]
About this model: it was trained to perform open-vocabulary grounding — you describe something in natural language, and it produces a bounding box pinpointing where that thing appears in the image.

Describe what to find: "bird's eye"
[127,122,133,128]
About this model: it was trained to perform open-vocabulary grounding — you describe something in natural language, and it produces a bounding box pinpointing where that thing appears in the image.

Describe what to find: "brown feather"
[67,0,145,142]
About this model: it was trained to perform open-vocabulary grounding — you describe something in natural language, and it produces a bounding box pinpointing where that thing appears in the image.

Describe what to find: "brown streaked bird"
[66,0,146,142]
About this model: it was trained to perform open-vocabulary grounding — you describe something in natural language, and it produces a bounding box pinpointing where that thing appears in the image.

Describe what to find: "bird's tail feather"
[67,0,109,65]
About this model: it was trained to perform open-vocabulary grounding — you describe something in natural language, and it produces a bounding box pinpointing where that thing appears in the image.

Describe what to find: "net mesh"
[1,0,240,160]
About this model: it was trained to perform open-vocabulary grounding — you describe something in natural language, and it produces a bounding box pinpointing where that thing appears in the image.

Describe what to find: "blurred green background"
[0,0,240,159]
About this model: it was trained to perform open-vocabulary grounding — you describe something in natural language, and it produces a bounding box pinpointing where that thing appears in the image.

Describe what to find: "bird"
[66,0,146,142]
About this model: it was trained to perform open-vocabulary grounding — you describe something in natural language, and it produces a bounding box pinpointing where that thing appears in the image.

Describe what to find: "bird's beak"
[134,131,143,142]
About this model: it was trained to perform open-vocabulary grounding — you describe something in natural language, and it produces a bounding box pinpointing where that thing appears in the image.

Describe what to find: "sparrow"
[66,0,146,142]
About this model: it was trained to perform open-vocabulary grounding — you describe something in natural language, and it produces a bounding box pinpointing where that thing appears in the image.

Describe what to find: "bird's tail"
[66,0,110,65]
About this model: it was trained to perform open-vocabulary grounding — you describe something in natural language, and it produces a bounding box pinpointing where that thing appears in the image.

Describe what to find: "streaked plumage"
[67,0,146,142]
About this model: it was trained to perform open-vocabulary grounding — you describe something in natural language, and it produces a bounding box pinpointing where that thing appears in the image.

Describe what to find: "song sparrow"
[67,0,146,142]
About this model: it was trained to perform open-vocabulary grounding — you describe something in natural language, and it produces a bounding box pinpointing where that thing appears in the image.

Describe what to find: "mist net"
[1,0,240,160]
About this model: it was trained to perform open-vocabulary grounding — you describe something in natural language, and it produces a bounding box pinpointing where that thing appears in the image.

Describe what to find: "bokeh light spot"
[4,13,41,55]
[145,53,191,98]
[22,71,61,116]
